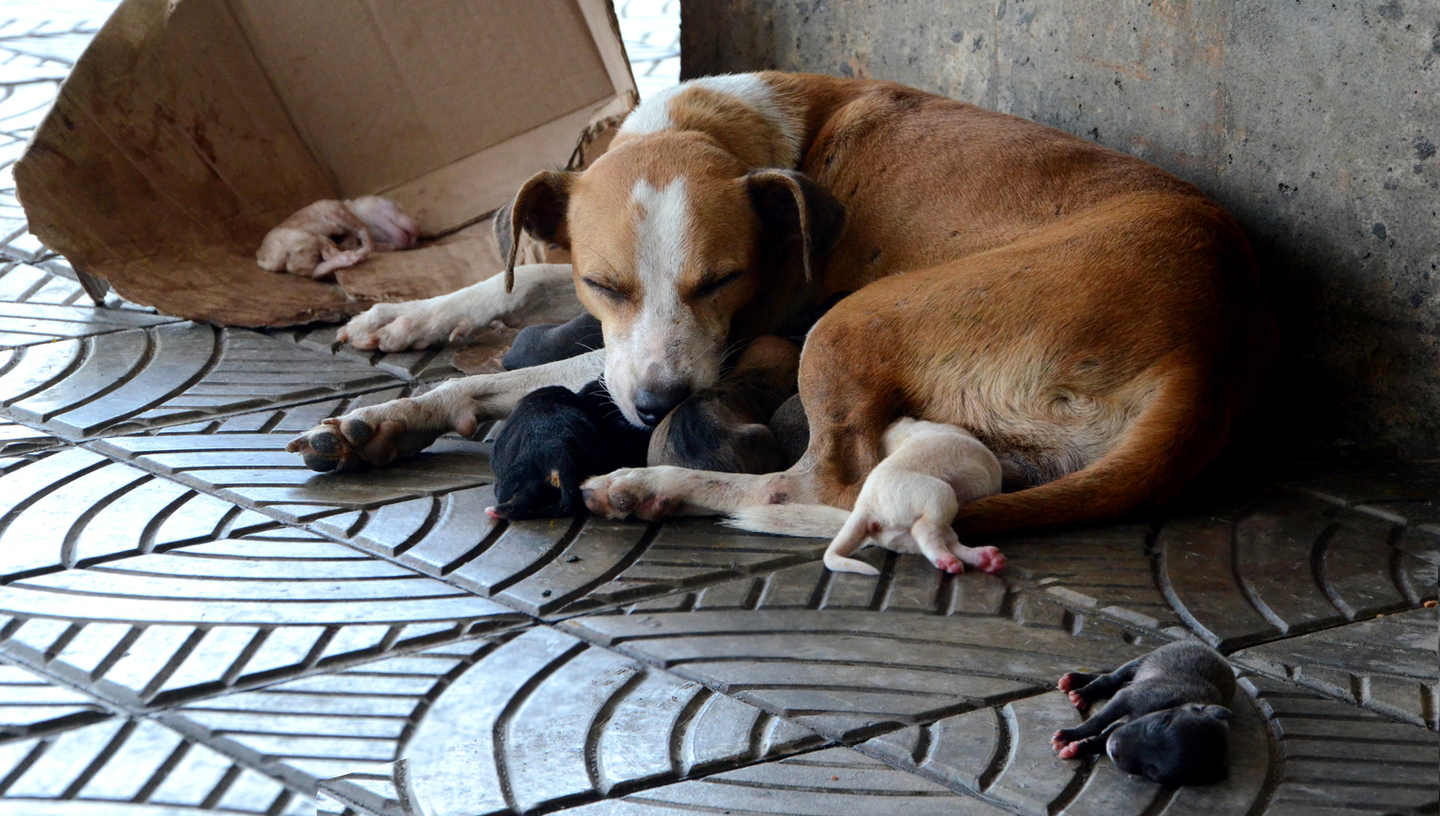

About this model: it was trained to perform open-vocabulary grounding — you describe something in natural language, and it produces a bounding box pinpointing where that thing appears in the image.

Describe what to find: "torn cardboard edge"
[15,0,635,328]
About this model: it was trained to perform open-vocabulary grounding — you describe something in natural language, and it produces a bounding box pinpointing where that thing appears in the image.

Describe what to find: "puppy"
[486,381,650,520]
[256,196,419,278]
[1052,640,1236,786]
[502,313,605,371]
[766,393,808,469]
[725,418,1006,576]
[648,336,801,473]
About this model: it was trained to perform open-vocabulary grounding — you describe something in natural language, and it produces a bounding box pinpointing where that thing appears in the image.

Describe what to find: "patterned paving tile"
[1234,606,1438,728]
[538,747,1009,816]
[0,447,281,578]
[201,628,825,816]
[0,660,107,738]
[1157,490,1438,649]
[0,530,525,711]
[0,416,56,455]
[0,323,402,439]
[315,506,827,619]
[0,717,311,814]
[993,523,1191,633]
[0,300,175,348]
[91,415,490,525]
[1243,673,1439,815]
[1002,489,1438,651]
[564,556,1157,741]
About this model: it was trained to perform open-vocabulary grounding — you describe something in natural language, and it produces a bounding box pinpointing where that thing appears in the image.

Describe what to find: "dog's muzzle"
[633,382,692,426]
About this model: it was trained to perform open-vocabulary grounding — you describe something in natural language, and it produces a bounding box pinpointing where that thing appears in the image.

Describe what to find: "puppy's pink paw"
[932,553,965,574]
[1057,672,1077,692]
[1067,690,1089,711]
[969,546,1006,574]
[1056,741,1084,759]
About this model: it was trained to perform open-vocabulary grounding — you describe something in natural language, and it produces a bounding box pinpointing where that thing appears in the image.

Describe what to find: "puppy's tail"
[726,505,881,576]
[722,504,850,538]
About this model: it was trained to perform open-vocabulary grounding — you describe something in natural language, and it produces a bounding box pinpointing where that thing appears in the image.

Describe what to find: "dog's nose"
[633,383,691,426]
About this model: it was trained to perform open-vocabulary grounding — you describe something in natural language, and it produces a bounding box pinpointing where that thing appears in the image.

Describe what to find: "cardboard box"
[14,0,636,326]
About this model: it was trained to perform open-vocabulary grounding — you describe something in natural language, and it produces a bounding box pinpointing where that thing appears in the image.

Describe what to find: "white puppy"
[727,418,1005,576]
[256,196,419,279]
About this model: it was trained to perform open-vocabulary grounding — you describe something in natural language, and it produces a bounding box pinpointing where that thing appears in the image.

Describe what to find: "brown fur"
[567,73,1277,536]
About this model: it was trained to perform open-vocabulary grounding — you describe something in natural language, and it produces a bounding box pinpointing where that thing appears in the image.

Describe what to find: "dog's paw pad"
[971,546,1007,574]
[340,418,375,447]
[288,424,356,473]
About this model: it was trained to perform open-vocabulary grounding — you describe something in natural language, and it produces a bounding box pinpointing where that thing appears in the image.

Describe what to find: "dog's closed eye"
[692,269,744,299]
[583,277,630,302]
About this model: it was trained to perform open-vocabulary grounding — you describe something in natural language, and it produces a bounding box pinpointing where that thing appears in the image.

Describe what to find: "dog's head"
[1105,704,1232,786]
[256,228,324,275]
[495,131,844,427]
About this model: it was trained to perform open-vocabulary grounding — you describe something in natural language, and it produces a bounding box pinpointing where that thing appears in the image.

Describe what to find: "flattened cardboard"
[15,0,634,327]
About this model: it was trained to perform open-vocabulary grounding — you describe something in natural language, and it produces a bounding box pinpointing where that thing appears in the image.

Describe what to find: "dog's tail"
[722,504,850,538]
[953,364,1231,537]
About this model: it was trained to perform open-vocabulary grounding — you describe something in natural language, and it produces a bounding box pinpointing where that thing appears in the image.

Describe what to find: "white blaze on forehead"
[620,73,801,165]
[631,177,692,294]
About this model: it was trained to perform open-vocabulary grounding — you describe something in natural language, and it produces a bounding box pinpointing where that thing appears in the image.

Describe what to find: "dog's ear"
[746,169,846,281]
[495,170,576,293]
[1203,705,1234,721]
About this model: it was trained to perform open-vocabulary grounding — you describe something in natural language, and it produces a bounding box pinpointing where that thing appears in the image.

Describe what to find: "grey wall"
[682,0,1440,457]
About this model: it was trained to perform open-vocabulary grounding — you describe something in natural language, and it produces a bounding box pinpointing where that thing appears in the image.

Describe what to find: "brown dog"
[289,72,1277,537]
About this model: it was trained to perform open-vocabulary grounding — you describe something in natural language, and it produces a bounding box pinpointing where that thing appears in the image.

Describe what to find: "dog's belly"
[801,189,1236,493]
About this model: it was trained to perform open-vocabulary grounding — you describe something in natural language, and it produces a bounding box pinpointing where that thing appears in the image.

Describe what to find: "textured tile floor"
[0,3,1437,815]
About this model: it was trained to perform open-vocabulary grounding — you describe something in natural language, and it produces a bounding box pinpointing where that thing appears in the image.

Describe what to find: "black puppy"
[648,336,801,473]
[1051,641,1236,786]
[487,380,650,520]
[502,313,604,370]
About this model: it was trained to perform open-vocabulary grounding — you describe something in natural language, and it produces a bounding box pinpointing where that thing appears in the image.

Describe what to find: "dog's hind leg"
[954,364,1226,537]
[289,350,606,472]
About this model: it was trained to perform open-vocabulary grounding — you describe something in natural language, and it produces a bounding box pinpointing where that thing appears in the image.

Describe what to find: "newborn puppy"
[502,313,604,370]
[724,418,1006,576]
[766,393,808,469]
[822,418,1005,575]
[347,196,421,251]
[487,381,650,520]
[256,196,419,278]
[1052,640,1236,786]
[648,336,800,473]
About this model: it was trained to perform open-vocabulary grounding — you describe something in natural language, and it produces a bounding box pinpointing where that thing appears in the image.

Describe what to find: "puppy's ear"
[495,170,576,293]
[1203,705,1234,721]
[746,169,846,282]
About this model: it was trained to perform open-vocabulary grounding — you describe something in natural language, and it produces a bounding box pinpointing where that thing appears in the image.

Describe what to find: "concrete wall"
[681,0,1440,457]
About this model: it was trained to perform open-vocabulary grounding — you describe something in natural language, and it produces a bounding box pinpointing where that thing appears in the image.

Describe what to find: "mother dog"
[289,72,1277,535]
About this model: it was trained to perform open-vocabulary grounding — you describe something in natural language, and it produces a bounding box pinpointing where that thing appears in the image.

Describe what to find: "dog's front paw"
[338,300,472,352]
[582,468,681,521]
[286,395,468,472]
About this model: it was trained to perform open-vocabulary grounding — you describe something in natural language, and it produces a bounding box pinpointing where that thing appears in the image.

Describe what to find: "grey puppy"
[1051,641,1236,786]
